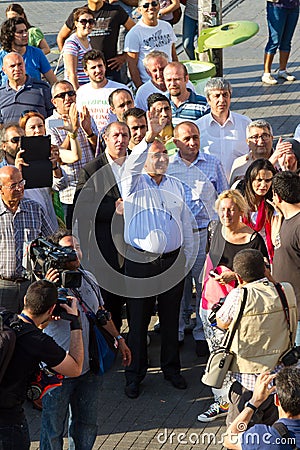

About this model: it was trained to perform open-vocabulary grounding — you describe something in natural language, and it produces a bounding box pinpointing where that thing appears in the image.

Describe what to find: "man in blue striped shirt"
[168,121,228,355]
[164,62,210,126]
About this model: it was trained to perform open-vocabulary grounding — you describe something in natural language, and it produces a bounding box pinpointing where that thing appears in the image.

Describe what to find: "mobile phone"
[48,118,64,128]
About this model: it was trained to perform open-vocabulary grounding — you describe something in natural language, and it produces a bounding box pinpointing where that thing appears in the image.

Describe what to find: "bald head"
[173,121,200,163]
[2,52,26,85]
[0,165,20,185]
[0,165,25,208]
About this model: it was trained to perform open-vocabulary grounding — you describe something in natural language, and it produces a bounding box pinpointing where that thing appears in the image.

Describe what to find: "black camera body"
[95,309,111,326]
[29,238,82,288]
[281,346,300,367]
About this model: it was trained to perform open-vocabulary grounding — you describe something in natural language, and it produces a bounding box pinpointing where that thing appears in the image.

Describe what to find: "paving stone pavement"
[0,0,298,448]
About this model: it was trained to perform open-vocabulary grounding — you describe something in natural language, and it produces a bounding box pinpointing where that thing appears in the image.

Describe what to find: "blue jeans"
[183,14,198,60]
[179,229,207,340]
[0,419,30,450]
[40,371,103,450]
[265,3,299,54]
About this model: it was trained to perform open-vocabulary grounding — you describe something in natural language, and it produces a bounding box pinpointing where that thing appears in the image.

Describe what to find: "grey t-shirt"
[44,271,103,374]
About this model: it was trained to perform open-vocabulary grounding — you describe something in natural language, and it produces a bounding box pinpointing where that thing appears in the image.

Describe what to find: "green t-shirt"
[28,27,44,47]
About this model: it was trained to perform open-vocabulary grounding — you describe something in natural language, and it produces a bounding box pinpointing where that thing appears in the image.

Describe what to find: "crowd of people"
[0,1,300,450]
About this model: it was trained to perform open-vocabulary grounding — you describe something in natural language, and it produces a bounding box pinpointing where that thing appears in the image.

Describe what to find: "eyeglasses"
[253,177,273,184]
[15,29,28,35]
[54,90,76,99]
[5,136,21,144]
[248,133,271,141]
[77,18,95,26]
[142,1,159,8]
[1,179,26,191]
[20,109,39,118]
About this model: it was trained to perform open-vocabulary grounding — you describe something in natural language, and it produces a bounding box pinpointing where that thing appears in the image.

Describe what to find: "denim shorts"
[265,2,299,54]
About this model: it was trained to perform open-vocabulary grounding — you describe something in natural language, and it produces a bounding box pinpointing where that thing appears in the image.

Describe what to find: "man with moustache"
[123,107,147,151]
[0,166,55,312]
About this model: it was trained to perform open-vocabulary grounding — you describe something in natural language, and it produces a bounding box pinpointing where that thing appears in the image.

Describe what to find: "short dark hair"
[147,93,171,110]
[83,49,106,69]
[0,17,27,52]
[108,88,133,108]
[276,367,300,416]
[233,249,265,282]
[49,228,73,245]
[104,121,130,137]
[123,107,146,122]
[25,279,58,315]
[272,171,300,204]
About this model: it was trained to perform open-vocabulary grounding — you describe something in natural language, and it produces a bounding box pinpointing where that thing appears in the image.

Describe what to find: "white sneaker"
[262,73,277,85]
[278,70,296,81]
[197,402,229,422]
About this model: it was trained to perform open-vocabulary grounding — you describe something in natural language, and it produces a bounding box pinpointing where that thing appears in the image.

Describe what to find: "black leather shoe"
[164,374,187,389]
[195,340,210,357]
[125,382,140,399]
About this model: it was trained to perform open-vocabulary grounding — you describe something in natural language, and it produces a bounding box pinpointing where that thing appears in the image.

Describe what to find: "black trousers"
[124,248,185,384]
[100,288,125,333]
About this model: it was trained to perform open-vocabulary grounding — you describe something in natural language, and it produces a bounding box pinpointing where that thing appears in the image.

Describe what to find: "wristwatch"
[245,401,258,412]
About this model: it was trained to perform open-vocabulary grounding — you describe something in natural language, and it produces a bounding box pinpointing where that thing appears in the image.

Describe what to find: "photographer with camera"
[215,249,298,427]
[40,229,131,450]
[0,279,84,450]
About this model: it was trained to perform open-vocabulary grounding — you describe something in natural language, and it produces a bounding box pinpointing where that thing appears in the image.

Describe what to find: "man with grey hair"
[124,0,178,88]
[0,165,55,312]
[135,51,169,111]
[230,119,295,185]
[195,77,251,180]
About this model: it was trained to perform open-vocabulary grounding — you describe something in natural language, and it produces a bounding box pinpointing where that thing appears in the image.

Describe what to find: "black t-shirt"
[0,320,66,425]
[209,221,269,269]
[65,3,129,62]
[219,232,269,269]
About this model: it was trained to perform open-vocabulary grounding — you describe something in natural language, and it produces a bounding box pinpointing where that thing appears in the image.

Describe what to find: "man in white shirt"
[135,50,169,111]
[121,112,196,399]
[124,0,177,88]
[196,78,251,181]
[76,49,131,133]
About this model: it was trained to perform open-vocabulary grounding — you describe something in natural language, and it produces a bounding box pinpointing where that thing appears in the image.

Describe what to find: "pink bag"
[201,257,235,311]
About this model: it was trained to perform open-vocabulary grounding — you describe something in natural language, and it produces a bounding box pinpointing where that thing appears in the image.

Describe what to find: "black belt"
[0,275,28,283]
[133,247,180,259]
[193,227,206,233]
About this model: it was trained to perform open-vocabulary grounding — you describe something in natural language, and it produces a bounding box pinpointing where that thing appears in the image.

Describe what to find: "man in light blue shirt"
[168,121,228,354]
[121,112,197,398]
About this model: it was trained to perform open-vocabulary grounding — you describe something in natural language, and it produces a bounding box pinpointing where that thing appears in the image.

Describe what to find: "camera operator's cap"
[282,138,300,164]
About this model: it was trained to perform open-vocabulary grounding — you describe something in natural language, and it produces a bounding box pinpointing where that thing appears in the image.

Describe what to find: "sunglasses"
[7,136,21,144]
[142,1,158,8]
[20,109,39,118]
[54,90,76,99]
[77,18,95,26]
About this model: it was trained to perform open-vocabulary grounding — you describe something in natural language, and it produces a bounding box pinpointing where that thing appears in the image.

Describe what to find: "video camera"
[29,237,82,288]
